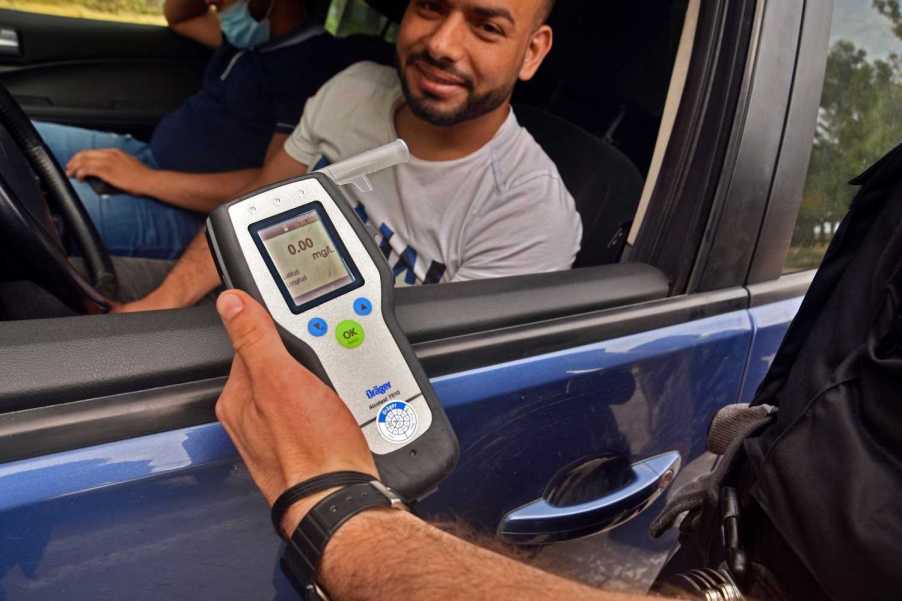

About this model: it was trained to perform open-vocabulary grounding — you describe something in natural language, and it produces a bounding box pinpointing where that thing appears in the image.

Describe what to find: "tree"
[792,1,902,261]
[874,0,902,39]
[78,0,162,16]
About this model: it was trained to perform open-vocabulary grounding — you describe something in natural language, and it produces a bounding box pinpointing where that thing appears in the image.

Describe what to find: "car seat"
[363,0,407,23]
[515,104,644,268]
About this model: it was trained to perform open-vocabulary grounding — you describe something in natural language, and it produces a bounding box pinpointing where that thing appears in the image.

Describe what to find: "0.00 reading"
[287,238,314,255]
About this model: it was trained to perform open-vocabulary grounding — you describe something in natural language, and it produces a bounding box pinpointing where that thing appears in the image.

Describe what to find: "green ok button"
[336,320,365,349]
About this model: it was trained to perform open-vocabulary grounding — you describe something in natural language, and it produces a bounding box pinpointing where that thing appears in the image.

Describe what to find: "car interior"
[0,0,690,322]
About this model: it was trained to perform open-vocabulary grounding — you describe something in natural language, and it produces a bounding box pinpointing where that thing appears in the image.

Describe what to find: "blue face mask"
[219,0,273,49]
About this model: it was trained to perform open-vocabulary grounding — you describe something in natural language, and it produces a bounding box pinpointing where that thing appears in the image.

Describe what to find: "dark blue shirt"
[150,27,393,173]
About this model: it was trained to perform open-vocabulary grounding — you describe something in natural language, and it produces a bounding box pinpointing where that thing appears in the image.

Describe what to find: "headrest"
[515,105,644,268]
[364,0,407,23]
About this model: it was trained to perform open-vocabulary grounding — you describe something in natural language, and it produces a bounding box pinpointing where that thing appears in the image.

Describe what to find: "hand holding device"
[215,289,378,533]
[206,141,459,501]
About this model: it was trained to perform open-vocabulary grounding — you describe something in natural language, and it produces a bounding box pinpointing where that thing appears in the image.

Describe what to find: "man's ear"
[519,25,553,82]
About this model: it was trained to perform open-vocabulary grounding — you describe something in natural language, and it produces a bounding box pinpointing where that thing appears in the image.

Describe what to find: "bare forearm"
[116,148,309,311]
[320,510,659,601]
[134,232,220,309]
[142,133,290,212]
[148,159,304,304]
[141,168,261,213]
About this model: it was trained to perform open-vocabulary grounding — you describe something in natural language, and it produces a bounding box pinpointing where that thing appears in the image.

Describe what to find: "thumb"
[216,290,291,375]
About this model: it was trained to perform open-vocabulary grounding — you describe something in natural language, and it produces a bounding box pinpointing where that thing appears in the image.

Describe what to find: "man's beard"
[398,51,515,127]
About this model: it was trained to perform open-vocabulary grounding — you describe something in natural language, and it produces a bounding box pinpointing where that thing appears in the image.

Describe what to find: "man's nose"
[424,13,467,64]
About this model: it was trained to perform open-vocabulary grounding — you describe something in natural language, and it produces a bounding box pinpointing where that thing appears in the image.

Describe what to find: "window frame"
[0,0,801,462]
[628,0,762,294]
[746,0,833,286]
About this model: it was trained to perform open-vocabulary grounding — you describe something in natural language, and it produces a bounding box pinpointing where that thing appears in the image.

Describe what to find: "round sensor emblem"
[377,401,418,443]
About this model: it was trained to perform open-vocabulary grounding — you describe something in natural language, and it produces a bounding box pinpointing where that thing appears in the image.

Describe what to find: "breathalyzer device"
[206,141,458,500]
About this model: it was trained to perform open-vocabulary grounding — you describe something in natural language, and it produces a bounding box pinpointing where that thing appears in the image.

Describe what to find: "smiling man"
[120,0,581,311]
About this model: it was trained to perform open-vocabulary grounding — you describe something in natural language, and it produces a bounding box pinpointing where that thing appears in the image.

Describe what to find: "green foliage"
[874,0,902,39]
[326,0,392,39]
[788,1,902,269]
[73,0,162,16]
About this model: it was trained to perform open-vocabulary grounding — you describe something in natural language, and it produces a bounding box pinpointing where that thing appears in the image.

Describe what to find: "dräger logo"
[366,381,392,399]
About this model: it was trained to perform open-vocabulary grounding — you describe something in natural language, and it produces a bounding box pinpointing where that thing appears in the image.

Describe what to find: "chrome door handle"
[0,28,20,56]
[497,451,681,545]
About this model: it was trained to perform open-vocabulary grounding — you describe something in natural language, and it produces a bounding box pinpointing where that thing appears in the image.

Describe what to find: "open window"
[0,0,798,459]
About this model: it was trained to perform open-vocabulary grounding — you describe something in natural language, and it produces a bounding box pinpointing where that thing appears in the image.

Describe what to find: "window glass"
[0,1,699,320]
[0,0,166,25]
[326,0,397,40]
[785,0,902,272]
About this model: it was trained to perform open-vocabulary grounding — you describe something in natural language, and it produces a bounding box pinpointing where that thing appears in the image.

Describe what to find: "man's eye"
[479,22,504,36]
[417,1,441,14]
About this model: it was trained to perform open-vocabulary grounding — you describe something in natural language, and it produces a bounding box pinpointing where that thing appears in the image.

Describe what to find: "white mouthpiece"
[317,140,410,186]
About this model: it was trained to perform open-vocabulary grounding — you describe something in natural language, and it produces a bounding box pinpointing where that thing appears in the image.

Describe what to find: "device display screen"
[251,202,363,313]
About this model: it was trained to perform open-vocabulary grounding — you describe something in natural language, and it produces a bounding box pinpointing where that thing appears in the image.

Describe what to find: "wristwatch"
[283,480,406,600]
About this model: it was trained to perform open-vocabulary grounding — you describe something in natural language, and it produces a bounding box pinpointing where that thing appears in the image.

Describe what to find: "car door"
[0,0,830,598]
[0,8,209,136]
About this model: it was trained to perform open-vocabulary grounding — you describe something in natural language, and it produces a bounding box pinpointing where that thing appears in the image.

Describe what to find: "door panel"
[738,271,814,403]
[0,424,279,600]
[737,297,802,404]
[0,10,208,134]
[4,60,205,133]
[0,309,753,598]
[418,308,752,590]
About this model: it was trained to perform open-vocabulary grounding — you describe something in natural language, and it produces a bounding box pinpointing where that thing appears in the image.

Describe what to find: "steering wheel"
[0,84,116,314]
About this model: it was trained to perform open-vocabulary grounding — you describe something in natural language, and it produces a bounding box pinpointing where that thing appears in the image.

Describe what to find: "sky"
[831,0,901,59]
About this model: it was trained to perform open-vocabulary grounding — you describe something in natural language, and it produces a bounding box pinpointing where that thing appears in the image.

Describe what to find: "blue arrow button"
[353,297,373,317]
[308,318,328,337]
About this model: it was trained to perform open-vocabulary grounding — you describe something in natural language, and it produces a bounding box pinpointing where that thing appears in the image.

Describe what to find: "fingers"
[65,148,128,179]
[216,290,297,378]
[67,150,107,179]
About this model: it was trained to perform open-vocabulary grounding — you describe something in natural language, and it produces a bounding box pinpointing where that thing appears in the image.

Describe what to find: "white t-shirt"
[285,62,581,285]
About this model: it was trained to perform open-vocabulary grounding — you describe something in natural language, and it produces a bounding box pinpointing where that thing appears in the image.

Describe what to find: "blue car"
[0,0,896,597]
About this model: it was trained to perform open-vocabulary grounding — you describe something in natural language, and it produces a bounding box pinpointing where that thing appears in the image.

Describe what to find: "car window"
[507,0,691,271]
[0,0,166,26]
[784,0,902,272]
[0,0,703,321]
[326,0,397,40]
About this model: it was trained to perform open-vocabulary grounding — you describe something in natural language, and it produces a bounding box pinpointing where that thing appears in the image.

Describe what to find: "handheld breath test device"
[206,141,458,500]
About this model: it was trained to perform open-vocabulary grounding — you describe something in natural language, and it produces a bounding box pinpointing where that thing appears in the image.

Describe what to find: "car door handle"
[0,28,20,56]
[497,451,681,545]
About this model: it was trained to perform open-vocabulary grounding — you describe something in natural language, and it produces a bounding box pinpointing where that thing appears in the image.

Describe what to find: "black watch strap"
[284,481,404,597]
[271,471,374,537]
